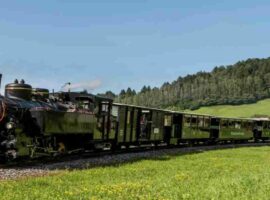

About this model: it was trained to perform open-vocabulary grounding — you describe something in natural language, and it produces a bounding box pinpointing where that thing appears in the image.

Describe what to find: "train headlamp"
[6,122,15,130]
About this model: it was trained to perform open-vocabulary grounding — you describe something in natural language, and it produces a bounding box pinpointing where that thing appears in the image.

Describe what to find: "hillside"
[183,98,270,118]
[115,57,270,110]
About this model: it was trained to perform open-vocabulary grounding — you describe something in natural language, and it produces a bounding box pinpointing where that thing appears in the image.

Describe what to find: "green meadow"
[1,147,270,200]
[188,98,270,118]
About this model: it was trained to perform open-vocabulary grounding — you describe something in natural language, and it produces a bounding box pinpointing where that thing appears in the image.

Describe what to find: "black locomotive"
[0,79,112,160]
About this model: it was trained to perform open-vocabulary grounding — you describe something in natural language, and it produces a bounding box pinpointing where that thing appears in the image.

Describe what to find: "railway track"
[1,142,270,180]
[2,141,270,168]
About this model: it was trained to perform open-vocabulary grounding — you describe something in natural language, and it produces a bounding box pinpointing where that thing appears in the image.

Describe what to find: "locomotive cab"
[75,96,95,113]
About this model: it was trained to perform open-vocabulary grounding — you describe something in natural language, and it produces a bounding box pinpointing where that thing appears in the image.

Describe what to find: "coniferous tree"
[115,58,270,110]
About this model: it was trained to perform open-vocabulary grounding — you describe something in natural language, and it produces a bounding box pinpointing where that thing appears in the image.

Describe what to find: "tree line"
[99,58,270,110]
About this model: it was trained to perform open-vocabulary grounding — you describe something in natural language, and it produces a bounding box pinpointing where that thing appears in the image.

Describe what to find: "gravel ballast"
[0,143,269,180]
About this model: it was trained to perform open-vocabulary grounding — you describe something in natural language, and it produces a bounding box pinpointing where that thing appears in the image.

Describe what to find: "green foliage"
[119,89,126,98]
[140,85,151,94]
[116,57,270,109]
[97,91,116,99]
[126,87,136,97]
[1,147,270,199]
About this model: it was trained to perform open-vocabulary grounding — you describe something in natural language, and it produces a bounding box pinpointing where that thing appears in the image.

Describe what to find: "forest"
[100,58,270,110]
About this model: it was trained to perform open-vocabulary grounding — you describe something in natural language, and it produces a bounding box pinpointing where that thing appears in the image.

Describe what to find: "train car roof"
[112,103,173,113]
[250,117,270,121]
[210,116,258,121]
[112,103,270,121]
[112,103,214,117]
[172,111,215,117]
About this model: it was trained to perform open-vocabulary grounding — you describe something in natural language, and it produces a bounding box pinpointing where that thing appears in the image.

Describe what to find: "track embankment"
[1,143,269,180]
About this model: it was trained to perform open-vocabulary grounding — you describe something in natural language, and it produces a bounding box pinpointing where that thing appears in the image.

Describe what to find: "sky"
[0,0,270,94]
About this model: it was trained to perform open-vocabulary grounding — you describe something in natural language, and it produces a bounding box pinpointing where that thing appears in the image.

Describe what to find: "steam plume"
[62,80,102,92]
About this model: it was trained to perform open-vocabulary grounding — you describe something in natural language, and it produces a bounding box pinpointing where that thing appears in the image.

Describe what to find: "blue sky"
[0,0,270,94]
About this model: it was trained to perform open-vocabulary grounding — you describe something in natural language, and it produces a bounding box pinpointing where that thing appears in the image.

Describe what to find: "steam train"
[0,79,270,161]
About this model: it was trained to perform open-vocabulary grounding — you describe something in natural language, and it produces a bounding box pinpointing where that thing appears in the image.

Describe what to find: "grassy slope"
[188,99,270,118]
[1,147,270,200]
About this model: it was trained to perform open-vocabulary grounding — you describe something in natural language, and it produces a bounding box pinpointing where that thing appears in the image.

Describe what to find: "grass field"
[1,147,270,200]
[187,98,270,118]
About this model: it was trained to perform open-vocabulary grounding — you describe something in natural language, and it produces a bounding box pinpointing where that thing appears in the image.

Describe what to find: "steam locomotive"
[0,79,113,160]
[1,78,270,162]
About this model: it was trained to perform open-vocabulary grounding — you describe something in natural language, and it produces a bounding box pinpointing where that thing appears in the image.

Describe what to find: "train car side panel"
[262,121,270,138]
[125,108,132,143]
[150,111,164,141]
[132,108,139,142]
[219,119,253,140]
[43,111,96,135]
[117,106,127,143]
[182,115,210,139]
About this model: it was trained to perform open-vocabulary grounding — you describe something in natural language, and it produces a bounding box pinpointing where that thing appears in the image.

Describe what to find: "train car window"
[164,115,172,126]
[142,110,152,121]
[77,102,84,109]
[263,121,268,129]
[198,117,204,128]
[83,102,89,110]
[87,102,95,112]
[140,114,148,139]
[228,120,234,128]
[110,119,116,130]
[191,116,198,128]
[127,111,131,125]
[242,121,248,129]
[77,100,95,112]
[257,121,263,127]
[89,102,95,112]
[235,121,241,129]
[111,106,119,117]
[102,104,109,113]
[263,122,270,129]
[204,117,210,128]
[211,118,220,126]
[247,122,253,129]
[184,115,191,127]
[267,122,270,129]
[173,114,182,124]
[221,120,228,128]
